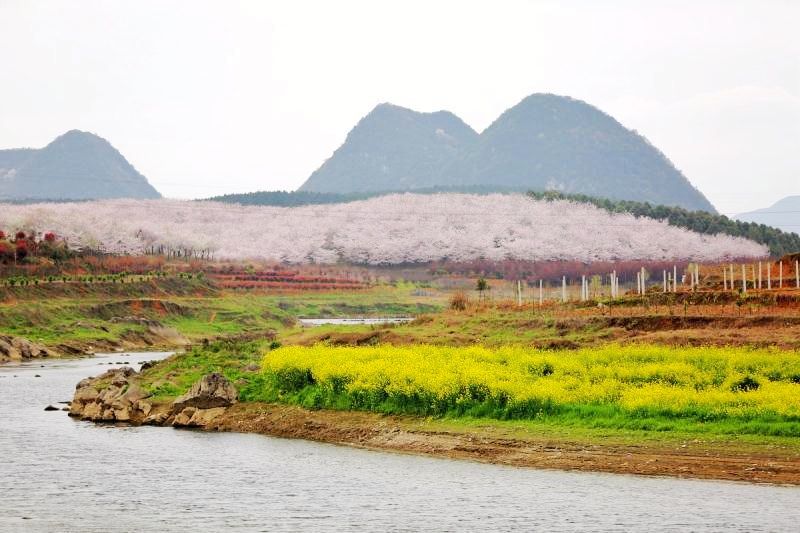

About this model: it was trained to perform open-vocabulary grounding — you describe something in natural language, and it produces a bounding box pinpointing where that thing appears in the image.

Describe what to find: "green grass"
[140,339,267,400]
[0,285,444,347]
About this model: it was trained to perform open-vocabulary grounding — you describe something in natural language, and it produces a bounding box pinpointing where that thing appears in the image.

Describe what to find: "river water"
[1,353,798,532]
[298,317,414,326]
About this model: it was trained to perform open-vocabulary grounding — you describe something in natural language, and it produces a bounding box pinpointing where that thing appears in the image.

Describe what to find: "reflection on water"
[298,317,413,326]
[1,353,798,532]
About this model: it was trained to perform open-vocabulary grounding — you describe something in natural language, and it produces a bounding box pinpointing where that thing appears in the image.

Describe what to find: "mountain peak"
[0,131,161,201]
[736,195,800,234]
[298,94,716,212]
[298,102,478,193]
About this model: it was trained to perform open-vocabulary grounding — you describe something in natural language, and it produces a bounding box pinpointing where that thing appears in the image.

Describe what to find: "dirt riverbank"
[206,403,800,485]
[66,358,800,486]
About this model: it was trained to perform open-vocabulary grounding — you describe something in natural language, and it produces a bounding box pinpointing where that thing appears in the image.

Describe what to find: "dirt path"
[209,403,800,485]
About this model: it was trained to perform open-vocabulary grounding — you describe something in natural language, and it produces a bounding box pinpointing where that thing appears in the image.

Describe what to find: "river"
[1,353,798,532]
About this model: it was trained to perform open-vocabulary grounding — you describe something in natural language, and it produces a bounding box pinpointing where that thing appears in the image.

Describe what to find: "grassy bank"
[0,286,442,350]
[132,340,800,442]
[71,338,800,483]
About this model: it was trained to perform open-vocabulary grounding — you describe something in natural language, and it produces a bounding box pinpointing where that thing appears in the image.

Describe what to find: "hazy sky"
[1,0,798,214]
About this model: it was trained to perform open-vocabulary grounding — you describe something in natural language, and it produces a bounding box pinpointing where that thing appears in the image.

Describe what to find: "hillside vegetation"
[207,185,527,206]
[528,191,800,257]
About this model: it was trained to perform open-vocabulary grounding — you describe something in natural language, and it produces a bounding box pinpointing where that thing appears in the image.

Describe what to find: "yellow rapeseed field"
[262,344,800,421]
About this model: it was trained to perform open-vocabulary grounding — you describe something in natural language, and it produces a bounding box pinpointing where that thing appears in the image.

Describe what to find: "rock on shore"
[69,367,237,428]
[0,335,59,363]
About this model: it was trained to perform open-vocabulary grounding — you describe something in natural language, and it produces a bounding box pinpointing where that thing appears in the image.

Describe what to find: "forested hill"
[528,191,800,257]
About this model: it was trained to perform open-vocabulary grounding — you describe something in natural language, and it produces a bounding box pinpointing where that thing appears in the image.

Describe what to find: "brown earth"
[206,404,800,485]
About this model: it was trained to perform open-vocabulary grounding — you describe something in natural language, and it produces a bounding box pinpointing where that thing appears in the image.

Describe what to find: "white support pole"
[768,264,772,290]
[723,268,727,291]
[539,279,543,305]
[613,271,617,298]
[562,276,566,303]
[730,264,735,290]
[517,280,522,307]
[742,264,747,293]
[673,265,677,293]
[752,264,756,291]
[663,270,667,293]
[758,261,762,290]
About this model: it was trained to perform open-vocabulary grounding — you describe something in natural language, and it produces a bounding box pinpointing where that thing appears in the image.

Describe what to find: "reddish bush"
[44,232,57,243]
[0,231,5,240]
[0,241,14,263]
[15,231,26,240]
[15,241,28,261]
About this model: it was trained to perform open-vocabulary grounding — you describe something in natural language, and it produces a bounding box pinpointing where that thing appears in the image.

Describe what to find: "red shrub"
[15,240,28,261]
[0,241,14,262]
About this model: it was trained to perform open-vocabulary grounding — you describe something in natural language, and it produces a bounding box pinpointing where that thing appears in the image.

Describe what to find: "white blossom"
[0,194,767,263]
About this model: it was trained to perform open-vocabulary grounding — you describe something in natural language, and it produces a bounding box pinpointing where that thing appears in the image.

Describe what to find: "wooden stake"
[539,279,543,305]
[779,262,783,289]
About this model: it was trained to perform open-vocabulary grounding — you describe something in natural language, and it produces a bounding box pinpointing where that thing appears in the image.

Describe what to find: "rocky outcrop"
[69,367,154,422]
[69,368,236,429]
[171,373,237,411]
[168,373,236,427]
[0,335,59,363]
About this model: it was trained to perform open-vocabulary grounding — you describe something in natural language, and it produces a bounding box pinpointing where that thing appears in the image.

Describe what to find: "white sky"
[1,0,798,214]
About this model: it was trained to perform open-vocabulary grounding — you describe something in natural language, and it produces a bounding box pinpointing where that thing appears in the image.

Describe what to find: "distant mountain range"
[736,196,800,235]
[0,130,161,201]
[299,93,715,212]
